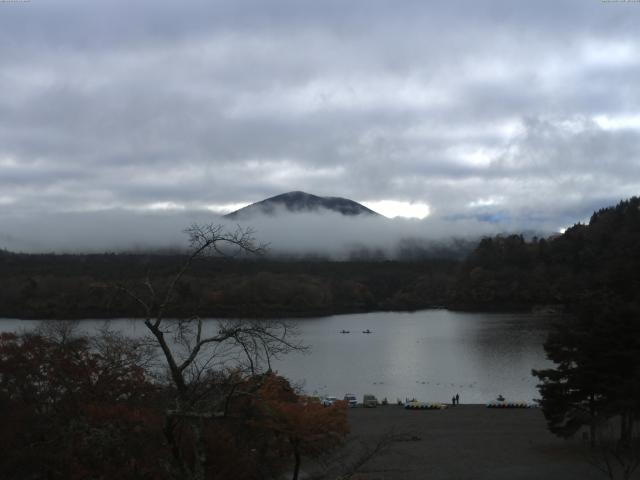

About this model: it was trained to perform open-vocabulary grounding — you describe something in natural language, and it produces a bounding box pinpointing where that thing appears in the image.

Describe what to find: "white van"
[343,393,358,407]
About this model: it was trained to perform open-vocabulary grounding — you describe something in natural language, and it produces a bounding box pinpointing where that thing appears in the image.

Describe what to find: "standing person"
[451,395,456,406]
[455,393,460,405]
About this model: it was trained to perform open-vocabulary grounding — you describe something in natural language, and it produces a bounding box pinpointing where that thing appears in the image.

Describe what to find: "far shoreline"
[0,303,564,322]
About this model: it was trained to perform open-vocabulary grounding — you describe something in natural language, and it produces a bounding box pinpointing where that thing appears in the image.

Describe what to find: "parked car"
[322,396,337,407]
[343,393,358,407]
[363,394,378,407]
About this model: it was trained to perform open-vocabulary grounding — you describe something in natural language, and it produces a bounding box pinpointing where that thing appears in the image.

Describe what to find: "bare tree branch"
[113,222,302,480]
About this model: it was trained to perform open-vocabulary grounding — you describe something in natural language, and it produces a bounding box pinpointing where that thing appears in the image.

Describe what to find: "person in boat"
[497,394,505,402]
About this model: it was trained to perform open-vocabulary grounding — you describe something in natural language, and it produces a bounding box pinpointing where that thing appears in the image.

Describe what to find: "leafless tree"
[35,319,80,346]
[91,324,159,379]
[116,223,304,480]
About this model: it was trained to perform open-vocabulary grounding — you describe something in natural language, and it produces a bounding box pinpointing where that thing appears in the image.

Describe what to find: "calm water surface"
[0,309,553,404]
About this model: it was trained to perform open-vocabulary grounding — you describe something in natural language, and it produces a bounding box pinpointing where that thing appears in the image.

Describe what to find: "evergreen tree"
[533,298,640,446]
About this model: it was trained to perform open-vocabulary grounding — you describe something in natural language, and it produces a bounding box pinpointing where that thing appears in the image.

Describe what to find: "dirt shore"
[324,405,609,480]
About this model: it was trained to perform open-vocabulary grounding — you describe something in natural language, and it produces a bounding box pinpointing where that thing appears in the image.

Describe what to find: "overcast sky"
[1,0,640,249]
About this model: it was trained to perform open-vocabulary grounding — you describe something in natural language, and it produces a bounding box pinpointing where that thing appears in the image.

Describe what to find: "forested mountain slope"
[451,197,640,309]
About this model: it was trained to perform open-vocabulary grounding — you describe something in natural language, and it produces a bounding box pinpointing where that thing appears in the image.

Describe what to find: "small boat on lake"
[340,330,350,334]
[362,329,372,334]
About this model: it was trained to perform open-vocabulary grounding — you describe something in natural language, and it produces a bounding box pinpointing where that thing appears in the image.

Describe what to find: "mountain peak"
[225,191,381,219]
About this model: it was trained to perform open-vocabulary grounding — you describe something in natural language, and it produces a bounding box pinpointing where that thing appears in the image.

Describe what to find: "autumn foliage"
[0,331,349,480]
[0,331,164,479]
[161,373,349,480]
[233,374,350,479]
[257,375,349,479]
[255,375,349,454]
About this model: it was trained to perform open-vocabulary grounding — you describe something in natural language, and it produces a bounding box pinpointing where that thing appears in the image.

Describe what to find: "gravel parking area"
[330,405,607,480]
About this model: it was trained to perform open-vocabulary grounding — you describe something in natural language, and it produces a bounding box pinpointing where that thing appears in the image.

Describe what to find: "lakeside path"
[336,405,606,480]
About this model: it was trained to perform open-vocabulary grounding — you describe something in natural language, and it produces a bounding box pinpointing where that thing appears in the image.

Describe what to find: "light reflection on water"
[272,310,553,403]
[0,309,554,403]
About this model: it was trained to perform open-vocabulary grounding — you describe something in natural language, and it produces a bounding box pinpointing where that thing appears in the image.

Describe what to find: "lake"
[0,309,554,404]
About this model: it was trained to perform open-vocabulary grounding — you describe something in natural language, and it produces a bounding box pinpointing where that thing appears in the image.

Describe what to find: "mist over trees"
[0,207,514,258]
[2,196,639,319]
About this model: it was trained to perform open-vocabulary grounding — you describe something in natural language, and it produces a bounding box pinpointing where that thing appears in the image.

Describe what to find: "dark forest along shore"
[0,309,554,403]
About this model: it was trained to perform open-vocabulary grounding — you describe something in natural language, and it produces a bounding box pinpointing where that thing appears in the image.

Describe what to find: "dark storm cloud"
[1,0,640,251]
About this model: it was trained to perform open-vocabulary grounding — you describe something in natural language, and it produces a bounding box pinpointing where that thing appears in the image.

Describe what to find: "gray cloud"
[1,0,639,250]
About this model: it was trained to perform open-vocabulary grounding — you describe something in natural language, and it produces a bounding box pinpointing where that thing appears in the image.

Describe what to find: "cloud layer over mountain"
[1,0,639,242]
[0,208,508,257]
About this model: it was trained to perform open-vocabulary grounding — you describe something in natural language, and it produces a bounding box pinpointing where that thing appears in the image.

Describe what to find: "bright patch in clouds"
[468,196,504,208]
[581,40,637,68]
[593,114,640,131]
[0,157,18,167]
[206,202,250,214]
[145,202,185,211]
[363,200,431,219]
